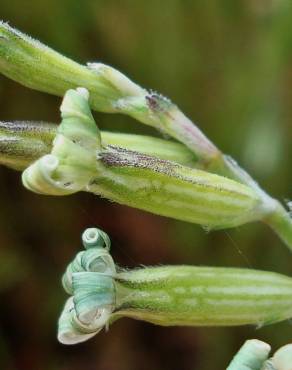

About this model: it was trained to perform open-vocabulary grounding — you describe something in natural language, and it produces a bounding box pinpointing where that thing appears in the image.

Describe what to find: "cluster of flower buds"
[1,22,292,364]
[0,21,291,245]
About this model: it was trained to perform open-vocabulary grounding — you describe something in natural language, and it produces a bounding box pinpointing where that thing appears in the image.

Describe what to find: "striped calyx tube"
[59,227,292,345]
[22,88,272,230]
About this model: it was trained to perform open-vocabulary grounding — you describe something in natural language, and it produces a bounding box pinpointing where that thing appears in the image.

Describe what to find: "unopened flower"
[59,228,292,345]
[22,88,271,229]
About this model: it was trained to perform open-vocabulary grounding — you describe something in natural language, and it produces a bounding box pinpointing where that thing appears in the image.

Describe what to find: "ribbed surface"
[89,146,263,229]
[116,266,292,327]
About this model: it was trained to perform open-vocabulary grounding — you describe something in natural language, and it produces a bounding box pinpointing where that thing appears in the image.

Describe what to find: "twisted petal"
[62,249,116,294]
[22,154,76,195]
[82,227,111,250]
[73,272,115,325]
[62,231,115,295]
[58,272,115,345]
[22,88,100,195]
[58,297,100,345]
[59,87,101,151]
[62,252,85,294]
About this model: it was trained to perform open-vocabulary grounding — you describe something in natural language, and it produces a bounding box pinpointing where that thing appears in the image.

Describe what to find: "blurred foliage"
[0,1,291,369]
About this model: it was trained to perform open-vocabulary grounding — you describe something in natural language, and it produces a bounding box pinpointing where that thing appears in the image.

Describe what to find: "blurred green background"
[0,1,292,369]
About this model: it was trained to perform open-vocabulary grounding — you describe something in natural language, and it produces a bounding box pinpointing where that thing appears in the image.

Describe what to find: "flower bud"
[0,22,219,162]
[58,228,292,345]
[22,88,270,229]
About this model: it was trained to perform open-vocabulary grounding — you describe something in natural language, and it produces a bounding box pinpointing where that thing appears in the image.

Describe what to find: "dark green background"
[0,1,292,369]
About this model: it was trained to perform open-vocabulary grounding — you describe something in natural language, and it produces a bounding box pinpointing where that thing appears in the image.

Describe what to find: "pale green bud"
[22,88,270,229]
[58,228,292,345]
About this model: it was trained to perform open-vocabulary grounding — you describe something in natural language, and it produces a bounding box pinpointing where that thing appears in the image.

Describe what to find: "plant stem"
[264,204,292,250]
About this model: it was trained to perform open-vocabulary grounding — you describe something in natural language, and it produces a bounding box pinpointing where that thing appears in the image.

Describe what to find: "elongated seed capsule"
[22,88,270,229]
[58,228,292,344]
[226,339,271,370]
